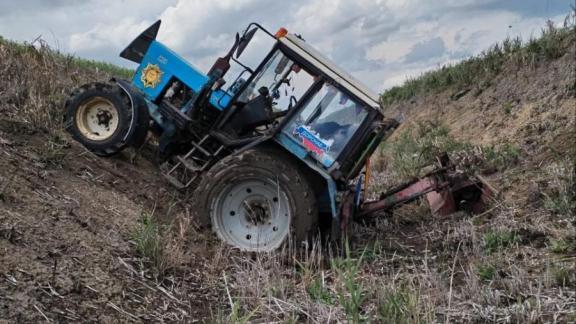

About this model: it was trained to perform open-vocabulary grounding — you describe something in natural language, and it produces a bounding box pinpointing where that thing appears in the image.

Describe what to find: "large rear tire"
[65,82,147,156]
[193,148,318,252]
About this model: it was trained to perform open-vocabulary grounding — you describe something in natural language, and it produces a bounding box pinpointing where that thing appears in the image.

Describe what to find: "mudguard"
[112,78,150,148]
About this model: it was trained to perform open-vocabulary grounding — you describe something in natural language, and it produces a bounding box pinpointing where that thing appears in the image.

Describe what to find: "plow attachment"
[355,154,496,221]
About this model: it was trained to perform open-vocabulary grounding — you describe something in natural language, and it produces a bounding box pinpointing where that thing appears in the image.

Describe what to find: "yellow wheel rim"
[75,97,119,141]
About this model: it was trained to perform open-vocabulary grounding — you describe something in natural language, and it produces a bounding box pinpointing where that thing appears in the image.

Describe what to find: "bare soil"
[0,121,220,322]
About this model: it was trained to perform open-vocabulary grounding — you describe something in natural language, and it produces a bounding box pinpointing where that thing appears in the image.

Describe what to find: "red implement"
[356,155,495,219]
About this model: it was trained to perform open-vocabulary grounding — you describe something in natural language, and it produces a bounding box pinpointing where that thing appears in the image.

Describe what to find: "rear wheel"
[193,148,317,252]
[65,82,147,156]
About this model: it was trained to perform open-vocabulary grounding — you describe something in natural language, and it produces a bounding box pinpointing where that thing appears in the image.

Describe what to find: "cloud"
[0,0,572,91]
[404,37,446,63]
[69,18,152,52]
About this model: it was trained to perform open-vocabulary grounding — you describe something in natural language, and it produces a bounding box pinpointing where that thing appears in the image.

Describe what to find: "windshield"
[285,82,369,166]
[238,50,314,113]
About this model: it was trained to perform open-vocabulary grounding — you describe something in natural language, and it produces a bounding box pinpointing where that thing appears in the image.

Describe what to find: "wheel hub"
[243,199,271,225]
[96,110,113,128]
[211,179,291,251]
[75,97,119,141]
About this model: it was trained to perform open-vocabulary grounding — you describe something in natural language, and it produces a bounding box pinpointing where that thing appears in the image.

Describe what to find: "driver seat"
[224,86,273,136]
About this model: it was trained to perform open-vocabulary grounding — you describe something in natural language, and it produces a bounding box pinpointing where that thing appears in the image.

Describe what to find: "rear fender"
[112,78,151,147]
[246,139,340,233]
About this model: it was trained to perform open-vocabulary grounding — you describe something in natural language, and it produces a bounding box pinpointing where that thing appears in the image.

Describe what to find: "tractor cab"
[211,24,388,184]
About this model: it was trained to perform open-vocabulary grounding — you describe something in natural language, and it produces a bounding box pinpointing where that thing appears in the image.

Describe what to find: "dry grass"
[0,37,130,133]
[202,200,575,322]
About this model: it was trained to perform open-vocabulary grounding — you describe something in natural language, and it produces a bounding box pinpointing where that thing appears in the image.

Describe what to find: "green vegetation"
[502,101,513,115]
[377,285,423,324]
[332,244,367,323]
[71,56,134,79]
[306,276,334,304]
[543,159,576,218]
[132,212,169,276]
[0,36,133,79]
[381,120,523,180]
[549,239,572,254]
[476,263,496,281]
[482,143,521,171]
[228,299,258,324]
[381,120,471,179]
[380,22,575,106]
[551,266,575,287]
[483,230,519,254]
[37,132,70,167]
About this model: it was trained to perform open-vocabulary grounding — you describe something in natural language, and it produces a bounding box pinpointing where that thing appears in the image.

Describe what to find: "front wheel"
[65,82,148,156]
[193,148,318,252]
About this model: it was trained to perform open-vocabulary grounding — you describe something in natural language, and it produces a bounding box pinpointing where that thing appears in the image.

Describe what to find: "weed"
[476,263,496,281]
[228,299,258,324]
[502,102,513,115]
[481,143,521,171]
[542,159,575,218]
[37,133,70,167]
[331,243,366,323]
[551,265,575,287]
[381,120,471,179]
[362,239,383,262]
[377,284,423,324]
[306,275,333,305]
[549,239,572,254]
[132,212,170,276]
[483,230,519,254]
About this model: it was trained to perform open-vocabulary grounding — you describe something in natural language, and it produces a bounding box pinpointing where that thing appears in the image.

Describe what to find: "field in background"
[0,16,575,323]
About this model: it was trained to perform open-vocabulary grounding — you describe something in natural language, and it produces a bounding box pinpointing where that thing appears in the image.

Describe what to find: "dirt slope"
[0,41,222,323]
[385,44,575,153]
[362,27,576,322]
[0,26,575,323]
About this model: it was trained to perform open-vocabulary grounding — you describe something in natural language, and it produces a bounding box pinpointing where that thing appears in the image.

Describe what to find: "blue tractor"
[65,21,399,251]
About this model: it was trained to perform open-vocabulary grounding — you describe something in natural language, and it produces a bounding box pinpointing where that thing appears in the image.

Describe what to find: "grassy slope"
[364,21,576,323]
[380,21,575,107]
[0,36,133,78]
[0,20,575,323]
[0,37,222,322]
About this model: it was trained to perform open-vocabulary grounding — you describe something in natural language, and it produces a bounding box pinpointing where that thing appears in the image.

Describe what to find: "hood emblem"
[141,63,163,88]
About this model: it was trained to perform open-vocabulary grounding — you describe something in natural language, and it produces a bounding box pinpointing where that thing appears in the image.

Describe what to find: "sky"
[0,0,572,92]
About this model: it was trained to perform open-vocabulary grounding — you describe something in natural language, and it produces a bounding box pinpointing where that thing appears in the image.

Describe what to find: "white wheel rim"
[211,178,292,252]
[75,97,120,141]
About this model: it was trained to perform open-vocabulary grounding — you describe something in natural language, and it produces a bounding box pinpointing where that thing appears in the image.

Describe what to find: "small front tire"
[65,82,146,156]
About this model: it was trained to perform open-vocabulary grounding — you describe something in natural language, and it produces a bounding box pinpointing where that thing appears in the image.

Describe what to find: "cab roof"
[279,33,381,111]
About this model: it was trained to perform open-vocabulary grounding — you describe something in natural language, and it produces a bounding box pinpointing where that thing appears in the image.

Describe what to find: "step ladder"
[161,135,223,189]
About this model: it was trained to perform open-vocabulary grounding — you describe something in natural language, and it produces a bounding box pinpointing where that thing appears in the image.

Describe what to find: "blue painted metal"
[132,41,209,100]
[274,132,309,160]
[274,132,338,218]
[354,176,363,207]
[130,41,233,131]
[278,130,335,167]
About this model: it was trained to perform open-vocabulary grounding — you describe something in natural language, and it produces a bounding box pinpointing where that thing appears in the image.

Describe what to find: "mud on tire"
[192,147,318,252]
